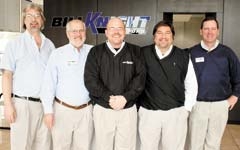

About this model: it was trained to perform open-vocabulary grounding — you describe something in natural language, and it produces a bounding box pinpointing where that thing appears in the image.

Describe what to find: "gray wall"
[0,0,36,32]
[0,0,20,32]
[223,0,240,123]
[223,0,240,57]
[174,17,203,49]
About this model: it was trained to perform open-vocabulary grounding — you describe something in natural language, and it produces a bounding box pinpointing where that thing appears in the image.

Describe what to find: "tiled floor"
[1,124,240,150]
[0,129,10,150]
[221,124,240,150]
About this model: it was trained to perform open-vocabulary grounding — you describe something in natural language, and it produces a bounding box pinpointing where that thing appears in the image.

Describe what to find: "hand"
[109,95,127,110]
[109,95,116,109]
[4,101,17,124]
[227,95,238,110]
[44,114,54,129]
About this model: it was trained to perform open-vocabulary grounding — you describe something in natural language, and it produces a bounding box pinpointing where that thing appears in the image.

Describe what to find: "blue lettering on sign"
[51,12,151,34]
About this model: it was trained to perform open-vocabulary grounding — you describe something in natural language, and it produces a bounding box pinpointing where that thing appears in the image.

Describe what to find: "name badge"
[67,60,77,65]
[195,57,204,63]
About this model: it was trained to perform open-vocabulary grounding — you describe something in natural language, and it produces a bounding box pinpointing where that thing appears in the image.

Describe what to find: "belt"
[197,98,225,102]
[55,97,91,110]
[14,94,41,103]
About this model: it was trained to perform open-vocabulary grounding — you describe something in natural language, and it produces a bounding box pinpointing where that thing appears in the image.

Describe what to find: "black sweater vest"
[139,44,189,110]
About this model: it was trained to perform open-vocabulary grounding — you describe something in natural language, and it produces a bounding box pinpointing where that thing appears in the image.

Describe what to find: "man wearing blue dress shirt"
[40,19,93,150]
[1,4,55,150]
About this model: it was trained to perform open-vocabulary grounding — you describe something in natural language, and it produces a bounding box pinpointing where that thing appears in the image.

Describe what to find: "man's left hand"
[227,95,238,110]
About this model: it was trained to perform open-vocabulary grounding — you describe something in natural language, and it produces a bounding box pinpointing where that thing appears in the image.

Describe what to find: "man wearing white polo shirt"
[40,19,93,150]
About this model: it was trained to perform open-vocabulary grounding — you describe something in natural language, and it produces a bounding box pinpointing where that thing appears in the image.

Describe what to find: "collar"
[201,40,219,51]
[155,45,173,59]
[68,43,85,54]
[25,30,46,48]
[106,41,125,56]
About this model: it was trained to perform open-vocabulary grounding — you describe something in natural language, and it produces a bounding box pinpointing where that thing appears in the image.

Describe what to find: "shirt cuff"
[43,104,53,114]
[184,103,193,112]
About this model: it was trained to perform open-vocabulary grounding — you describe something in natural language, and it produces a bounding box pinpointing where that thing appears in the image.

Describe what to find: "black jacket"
[84,42,146,109]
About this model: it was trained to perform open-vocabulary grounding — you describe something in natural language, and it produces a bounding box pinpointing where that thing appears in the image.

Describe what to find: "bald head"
[106,17,125,29]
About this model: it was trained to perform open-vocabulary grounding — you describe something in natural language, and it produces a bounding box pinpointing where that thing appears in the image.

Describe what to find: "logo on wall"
[51,12,151,35]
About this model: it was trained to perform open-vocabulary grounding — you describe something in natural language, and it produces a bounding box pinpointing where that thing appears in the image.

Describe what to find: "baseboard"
[228,120,240,124]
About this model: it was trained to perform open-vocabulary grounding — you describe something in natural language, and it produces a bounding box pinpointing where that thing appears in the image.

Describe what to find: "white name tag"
[195,57,204,63]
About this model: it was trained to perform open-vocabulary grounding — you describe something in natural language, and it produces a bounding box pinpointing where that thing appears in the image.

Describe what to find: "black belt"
[197,98,225,102]
[14,94,41,103]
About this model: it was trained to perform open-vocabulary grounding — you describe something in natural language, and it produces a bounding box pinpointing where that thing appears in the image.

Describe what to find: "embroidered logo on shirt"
[195,57,204,63]
[122,61,134,64]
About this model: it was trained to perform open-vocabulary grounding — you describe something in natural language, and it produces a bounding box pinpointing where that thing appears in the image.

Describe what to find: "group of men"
[1,3,240,150]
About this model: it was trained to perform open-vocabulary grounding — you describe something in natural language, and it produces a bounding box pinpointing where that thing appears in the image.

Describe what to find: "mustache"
[113,33,121,36]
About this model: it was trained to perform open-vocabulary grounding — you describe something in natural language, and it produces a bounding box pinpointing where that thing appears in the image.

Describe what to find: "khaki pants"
[52,102,93,150]
[138,106,188,150]
[187,100,229,150]
[93,104,137,150]
[10,98,51,150]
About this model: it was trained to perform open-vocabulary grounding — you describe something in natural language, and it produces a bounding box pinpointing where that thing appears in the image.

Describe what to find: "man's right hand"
[4,102,17,124]
[44,114,54,129]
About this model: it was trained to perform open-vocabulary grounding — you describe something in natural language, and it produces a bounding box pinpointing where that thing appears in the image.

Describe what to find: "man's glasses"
[26,13,41,19]
[107,27,124,31]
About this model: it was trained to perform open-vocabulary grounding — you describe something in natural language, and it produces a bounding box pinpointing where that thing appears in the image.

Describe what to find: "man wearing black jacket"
[84,17,145,150]
[138,21,198,150]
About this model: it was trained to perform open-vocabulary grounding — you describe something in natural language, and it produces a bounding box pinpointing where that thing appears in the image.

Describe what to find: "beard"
[71,37,86,49]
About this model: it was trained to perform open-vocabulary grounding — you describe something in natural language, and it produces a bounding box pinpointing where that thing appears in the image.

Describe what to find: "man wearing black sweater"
[138,21,198,150]
[188,17,240,150]
[84,17,145,150]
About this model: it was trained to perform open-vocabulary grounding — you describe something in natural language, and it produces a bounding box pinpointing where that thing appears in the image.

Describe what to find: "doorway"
[163,13,216,49]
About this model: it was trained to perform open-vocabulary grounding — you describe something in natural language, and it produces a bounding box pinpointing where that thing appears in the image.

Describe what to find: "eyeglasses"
[68,29,85,34]
[25,13,41,19]
[107,27,124,31]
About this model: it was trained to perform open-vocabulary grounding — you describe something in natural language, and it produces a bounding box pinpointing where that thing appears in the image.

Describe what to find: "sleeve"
[184,58,198,111]
[40,52,58,114]
[229,50,240,98]
[122,47,146,102]
[84,48,113,102]
[0,40,16,72]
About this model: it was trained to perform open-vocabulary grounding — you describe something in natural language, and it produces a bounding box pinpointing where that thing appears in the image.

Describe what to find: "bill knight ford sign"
[51,12,151,35]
